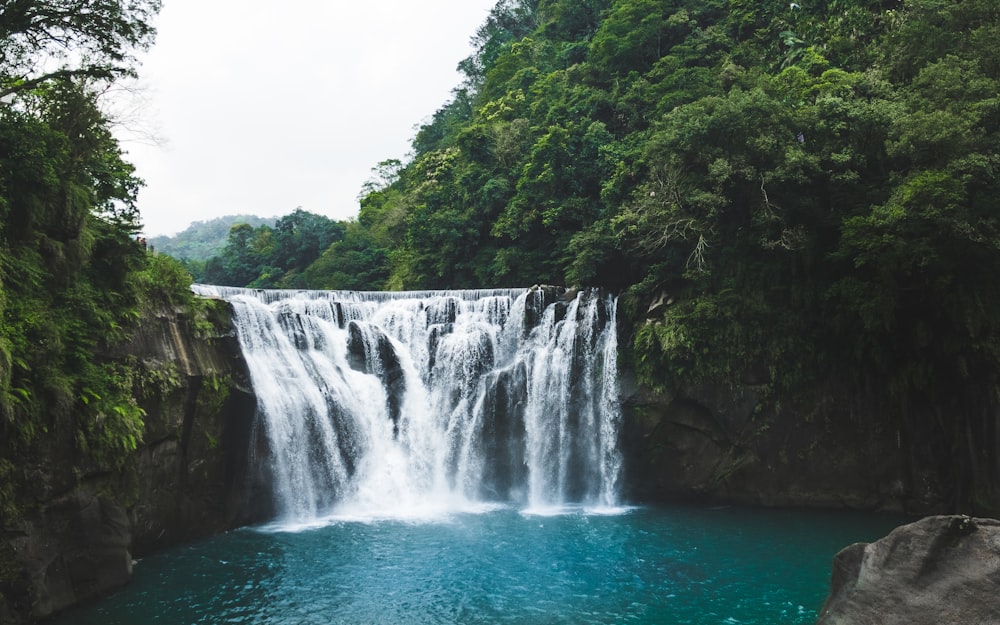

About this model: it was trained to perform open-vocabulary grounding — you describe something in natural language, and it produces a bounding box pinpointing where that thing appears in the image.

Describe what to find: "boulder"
[817,515,1000,624]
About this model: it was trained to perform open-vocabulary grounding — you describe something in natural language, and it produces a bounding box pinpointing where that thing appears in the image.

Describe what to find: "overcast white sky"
[120,0,497,237]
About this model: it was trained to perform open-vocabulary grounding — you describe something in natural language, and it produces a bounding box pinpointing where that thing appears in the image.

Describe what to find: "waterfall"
[194,285,624,521]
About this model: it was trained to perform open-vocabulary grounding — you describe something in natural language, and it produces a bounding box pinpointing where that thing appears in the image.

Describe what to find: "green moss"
[197,373,231,420]
[0,540,23,585]
[186,296,234,341]
[0,459,17,525]
[133,359,183,400]
[203,430,220,450]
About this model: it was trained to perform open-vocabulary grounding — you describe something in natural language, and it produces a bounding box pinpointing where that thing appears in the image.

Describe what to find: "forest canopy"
[290,0,1000,435]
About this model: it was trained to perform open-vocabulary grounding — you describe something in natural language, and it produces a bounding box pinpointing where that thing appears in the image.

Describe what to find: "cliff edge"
[0,299,267,623]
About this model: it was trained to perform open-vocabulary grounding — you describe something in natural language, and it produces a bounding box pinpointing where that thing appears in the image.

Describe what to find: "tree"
[303,221,390,290]
[0,0,162,100]
[0,0,168,506]
[270,208,346,275]
[218,223,261,287]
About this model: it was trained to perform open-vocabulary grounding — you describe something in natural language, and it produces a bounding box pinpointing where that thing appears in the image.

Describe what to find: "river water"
[56,504,902,625]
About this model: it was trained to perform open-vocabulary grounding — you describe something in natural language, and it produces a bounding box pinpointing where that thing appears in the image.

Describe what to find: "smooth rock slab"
[817,515,1000,625]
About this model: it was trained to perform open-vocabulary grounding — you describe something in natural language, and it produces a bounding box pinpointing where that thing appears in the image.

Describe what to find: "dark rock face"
[425,296,459,326]
[478,362,528,500]
[0,301,266,623]
[346,320,407,436]
[817,515,1000,625]
[127,304,269,553]
[523,285,566,332]
[5,491,132,620]
[619,370,963,513]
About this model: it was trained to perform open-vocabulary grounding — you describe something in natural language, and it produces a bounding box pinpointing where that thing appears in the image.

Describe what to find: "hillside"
[146,214,275,262]
[0,0,210,542]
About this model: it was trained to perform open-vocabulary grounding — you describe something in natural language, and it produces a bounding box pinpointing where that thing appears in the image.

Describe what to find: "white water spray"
[194,285,623,522]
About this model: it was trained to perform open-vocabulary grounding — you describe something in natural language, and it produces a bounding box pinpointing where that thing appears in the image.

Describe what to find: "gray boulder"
[817,515,1000,624]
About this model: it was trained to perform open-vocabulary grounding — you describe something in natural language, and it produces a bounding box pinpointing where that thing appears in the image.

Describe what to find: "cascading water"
[193,285,623,522]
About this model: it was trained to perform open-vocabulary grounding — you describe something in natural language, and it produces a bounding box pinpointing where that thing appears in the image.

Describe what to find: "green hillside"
[0,0,202,514]
[146,214,275,262]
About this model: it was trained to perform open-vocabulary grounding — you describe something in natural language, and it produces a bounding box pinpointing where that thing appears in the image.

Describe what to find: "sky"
[119,0,498,237]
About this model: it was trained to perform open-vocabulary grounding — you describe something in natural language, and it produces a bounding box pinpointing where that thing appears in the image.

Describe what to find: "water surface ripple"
[56,505,904,625]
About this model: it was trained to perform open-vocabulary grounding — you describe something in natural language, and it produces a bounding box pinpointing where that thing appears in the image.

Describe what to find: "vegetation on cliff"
[0,0,208,520]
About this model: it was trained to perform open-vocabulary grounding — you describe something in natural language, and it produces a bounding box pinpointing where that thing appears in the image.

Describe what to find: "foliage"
[198,208,346,288]
[146,214,275,264]
[302,221,390,290]
[0,0,161,100]
[310,0,1000,475]
[0,0,176,520]
[129,251,199,310]
[75,361,147,470]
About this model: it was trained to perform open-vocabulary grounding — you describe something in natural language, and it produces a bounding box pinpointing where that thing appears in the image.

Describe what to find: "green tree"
[204,222,261,286]
[303,221,390,290]
[0,0,161,99]
[0,0,174,513]
[270,208,346,277]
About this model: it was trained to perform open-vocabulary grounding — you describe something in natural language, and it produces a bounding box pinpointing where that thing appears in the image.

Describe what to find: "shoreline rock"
[817,515,1000,624]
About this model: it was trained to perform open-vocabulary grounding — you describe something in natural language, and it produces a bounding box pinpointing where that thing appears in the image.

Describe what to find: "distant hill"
[147,215,275,262]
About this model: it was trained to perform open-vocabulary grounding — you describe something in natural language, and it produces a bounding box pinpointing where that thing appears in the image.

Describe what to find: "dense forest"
[178,209,386,290]
[146,214,274,263]
[0,0,201,517]
[148,210,347,288]
[2,0,1000,518]
[248,0,1000,428]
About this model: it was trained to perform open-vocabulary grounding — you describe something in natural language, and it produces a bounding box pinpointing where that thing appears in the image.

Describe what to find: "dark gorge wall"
[120,300,269,553]
[0,300,267,624]
[620,369,1000,517]
[621,376,895,509]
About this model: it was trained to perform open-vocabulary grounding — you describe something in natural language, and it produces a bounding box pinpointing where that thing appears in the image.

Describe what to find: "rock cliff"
[0,299,268,623]
[620,372,1000,516]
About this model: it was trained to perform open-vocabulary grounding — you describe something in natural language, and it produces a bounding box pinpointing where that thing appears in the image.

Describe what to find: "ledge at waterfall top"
[192,285,624,523]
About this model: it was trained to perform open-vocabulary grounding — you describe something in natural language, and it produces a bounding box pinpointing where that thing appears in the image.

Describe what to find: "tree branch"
[0,65,116,101]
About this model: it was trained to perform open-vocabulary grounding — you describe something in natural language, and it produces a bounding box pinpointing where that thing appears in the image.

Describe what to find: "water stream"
[193,285,623,523]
